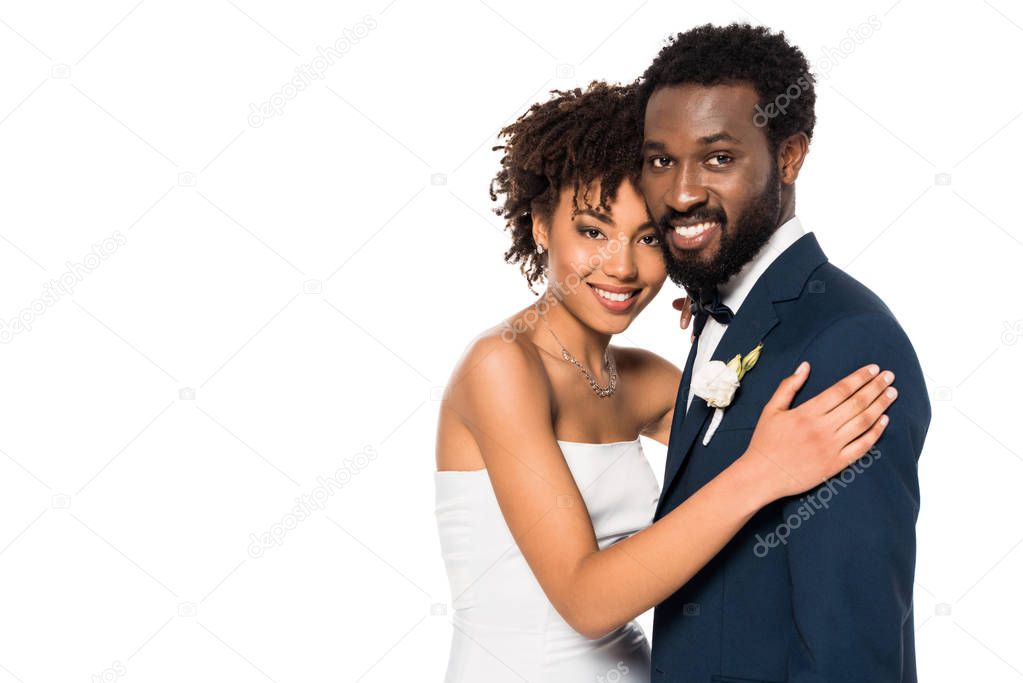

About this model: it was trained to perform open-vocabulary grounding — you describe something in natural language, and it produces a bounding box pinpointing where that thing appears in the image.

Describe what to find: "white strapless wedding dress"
[435,437,660,682]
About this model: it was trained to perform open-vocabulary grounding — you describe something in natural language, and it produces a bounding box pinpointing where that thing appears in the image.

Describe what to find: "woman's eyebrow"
[577,208,615,225]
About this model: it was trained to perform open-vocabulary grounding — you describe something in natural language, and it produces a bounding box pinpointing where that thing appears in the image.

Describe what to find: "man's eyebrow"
[698,132,741,145]
[641,140,666,151]
[577,208,615,225]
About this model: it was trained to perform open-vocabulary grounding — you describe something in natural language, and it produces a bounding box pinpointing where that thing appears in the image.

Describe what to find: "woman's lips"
[588,283,640,313]
[669,220,721,250]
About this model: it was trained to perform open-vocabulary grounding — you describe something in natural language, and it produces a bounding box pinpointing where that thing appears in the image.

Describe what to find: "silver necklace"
[534,300,617,398]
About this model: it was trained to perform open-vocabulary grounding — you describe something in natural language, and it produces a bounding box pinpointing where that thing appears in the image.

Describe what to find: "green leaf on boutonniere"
[737,342,764,381]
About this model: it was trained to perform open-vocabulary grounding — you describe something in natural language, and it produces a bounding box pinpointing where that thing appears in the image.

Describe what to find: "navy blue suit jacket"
[650,232,931,682]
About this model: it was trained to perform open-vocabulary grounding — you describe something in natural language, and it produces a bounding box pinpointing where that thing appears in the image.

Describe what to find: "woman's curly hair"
[489,80,643,292]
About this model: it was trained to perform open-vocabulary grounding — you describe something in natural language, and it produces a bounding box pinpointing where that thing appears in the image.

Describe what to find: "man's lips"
[668,219,721,250]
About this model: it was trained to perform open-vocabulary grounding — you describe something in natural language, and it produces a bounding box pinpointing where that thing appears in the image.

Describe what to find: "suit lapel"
[657,288,778,516]
[656,233,829,517]
[659,331,703,484]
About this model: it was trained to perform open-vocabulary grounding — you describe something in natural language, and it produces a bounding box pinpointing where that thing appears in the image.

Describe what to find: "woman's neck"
[533,291,612,380]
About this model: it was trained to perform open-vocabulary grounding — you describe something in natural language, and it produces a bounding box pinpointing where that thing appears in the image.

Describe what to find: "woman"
[434,81,897,681]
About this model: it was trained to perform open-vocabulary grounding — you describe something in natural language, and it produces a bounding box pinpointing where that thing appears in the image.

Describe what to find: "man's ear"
[777,132,810,185]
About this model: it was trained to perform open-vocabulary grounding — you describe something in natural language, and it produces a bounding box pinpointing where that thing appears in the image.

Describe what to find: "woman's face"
[535,179,667,335]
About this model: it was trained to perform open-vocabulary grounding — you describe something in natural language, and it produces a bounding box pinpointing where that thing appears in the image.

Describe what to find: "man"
[637,24,931,682]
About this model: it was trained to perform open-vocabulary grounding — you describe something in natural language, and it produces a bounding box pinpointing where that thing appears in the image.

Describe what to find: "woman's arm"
[448,335,896,640]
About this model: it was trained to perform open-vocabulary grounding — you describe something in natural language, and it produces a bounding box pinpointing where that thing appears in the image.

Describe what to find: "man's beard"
[657,166,782,296]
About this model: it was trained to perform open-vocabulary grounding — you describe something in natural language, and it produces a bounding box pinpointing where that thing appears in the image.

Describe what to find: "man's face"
[639,83,783,294]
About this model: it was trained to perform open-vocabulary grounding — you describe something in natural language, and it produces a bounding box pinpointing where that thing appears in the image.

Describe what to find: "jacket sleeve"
[782,312,931,682]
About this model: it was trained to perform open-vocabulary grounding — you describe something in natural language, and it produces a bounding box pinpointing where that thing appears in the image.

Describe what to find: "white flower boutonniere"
[692,342,764,446]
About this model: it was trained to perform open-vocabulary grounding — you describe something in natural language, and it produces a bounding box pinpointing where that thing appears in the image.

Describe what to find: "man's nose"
[668,166,709,213]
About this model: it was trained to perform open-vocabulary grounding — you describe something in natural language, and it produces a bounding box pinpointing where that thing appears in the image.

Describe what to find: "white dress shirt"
[685,216,806,412]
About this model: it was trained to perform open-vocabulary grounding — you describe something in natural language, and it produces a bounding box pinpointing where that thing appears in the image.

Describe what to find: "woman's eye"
[707,154,734,167]
[578,227,604,239]
[640,234,660,246]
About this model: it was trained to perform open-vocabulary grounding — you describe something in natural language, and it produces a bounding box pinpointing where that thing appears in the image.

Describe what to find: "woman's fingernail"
[886,387,898,399]
[795,361,809,375]
[883,371,895,383]
[869,364,880,376]
[880,415,890,426]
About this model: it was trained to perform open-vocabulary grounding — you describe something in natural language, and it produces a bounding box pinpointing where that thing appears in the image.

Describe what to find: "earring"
[536,243,545,255]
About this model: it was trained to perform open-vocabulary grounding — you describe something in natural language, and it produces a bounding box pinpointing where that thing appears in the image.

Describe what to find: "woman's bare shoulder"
[612,345,683,384]
[436,320,552,470]
[445,320,548,402]
[612,345,683,441]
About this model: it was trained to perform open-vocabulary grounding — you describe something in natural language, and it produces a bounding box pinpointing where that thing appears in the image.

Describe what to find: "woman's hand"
[672,296,693,340]
[742,361,897,503]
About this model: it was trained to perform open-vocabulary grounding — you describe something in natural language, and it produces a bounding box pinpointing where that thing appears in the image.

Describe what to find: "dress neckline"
[435,437,642,476]
[556,436,642,447]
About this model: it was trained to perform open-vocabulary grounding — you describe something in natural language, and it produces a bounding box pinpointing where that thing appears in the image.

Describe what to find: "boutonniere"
[692,342,764,446]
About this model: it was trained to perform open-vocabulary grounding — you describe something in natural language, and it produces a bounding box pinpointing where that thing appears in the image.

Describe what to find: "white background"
[0,0,1021,681]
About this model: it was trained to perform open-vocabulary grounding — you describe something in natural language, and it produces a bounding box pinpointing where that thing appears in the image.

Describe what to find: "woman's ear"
[531,213,549,252]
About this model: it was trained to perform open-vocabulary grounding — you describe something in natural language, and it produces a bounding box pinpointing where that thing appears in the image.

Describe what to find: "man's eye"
[649,156,672,169]
[707,154,734,167]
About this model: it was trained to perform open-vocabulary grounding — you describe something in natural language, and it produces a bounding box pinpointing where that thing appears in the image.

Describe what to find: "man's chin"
[662,244,726,292]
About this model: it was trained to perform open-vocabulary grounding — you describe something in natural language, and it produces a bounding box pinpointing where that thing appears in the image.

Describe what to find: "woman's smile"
[587,282,642,313]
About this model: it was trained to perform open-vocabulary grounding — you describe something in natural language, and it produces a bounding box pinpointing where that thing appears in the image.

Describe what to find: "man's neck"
[718,215,805,308]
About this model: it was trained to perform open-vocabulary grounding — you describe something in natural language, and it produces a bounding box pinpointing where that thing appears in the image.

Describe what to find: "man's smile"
[668,219,721,250]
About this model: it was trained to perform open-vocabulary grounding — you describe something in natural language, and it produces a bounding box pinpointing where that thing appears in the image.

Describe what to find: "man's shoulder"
[771,259,932,435]
[803,261,892,317]
[757,231,898,333]
[768,258,926,376]
[786,260,908,338]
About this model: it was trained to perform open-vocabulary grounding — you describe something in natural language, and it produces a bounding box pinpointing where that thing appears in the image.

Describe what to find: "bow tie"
[690,288,734,339]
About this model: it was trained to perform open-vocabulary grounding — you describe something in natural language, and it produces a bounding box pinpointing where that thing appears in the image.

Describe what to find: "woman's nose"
[602,241,638,280]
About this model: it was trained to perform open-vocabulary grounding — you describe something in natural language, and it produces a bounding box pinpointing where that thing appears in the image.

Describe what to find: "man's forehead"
[644,83,759,134]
